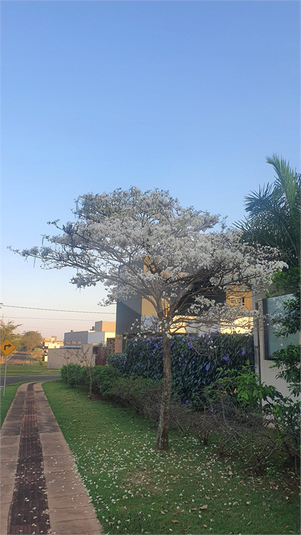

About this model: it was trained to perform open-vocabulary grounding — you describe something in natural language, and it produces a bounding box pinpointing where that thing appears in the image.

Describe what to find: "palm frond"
[235,155,300,268]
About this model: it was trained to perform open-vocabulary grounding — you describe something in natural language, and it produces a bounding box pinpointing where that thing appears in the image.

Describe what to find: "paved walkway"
[1,382,102,535]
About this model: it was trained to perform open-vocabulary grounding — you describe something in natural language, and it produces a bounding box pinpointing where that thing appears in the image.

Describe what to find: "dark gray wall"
[116,297,142,335]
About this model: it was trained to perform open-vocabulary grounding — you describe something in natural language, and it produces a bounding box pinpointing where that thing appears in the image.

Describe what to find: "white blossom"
[11,186,286,333]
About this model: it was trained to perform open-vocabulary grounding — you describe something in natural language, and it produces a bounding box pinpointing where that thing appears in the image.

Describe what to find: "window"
[263,294,299,359]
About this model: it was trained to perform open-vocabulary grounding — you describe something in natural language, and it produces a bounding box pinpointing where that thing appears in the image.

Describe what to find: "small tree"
[11,187,285,449]
[61,345,95,397]
[0,320,21,348]
[20,331,43,354]
[31,347,44,364]
[0,320,21,362]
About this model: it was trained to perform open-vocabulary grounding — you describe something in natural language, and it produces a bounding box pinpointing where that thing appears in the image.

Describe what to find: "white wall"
[260,357,292,398]
[47,345,94,369]
[87,331,105,345]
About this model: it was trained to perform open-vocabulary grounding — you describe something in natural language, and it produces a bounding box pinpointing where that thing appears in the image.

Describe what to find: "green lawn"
[43,381,300,535]
[0,363,60,426]
[0,382,23,426]
[0,363,60,376]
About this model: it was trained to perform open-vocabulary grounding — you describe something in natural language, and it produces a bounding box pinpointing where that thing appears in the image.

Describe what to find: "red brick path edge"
[1,382,102,535]
[8,383,50,534]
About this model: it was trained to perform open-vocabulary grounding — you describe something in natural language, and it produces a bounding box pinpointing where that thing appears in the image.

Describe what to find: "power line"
[1,304,116,314]
[4,316,105,321]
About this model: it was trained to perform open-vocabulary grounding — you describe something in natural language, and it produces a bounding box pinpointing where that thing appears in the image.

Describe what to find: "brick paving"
[1,382,102,535]
[7,383,50,534]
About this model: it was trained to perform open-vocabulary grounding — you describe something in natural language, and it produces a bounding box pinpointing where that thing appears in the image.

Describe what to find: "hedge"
[61,363,119,394]
[108,332,254,406]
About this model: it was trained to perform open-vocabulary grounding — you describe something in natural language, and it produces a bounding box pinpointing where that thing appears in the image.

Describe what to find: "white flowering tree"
[11,187,285,450]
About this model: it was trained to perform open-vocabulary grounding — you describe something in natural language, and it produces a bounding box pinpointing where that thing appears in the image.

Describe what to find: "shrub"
[92,365,120,395]
[108,332,254,405]
[61,363,119,394]
[264,391,300,470]
[205,364,300,472]
[102,376,162,420]
[60,363,84,388]
[61,364,68,383]
[101,375,202,434]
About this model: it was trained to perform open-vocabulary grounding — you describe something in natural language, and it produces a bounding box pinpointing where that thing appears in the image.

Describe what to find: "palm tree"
[235,155,300,268]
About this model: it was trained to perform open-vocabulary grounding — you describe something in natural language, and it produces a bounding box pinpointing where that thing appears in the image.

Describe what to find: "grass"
[0,363,60,427]
[0,362,60,376]
[43,381,300,535]
[0,382,24,426]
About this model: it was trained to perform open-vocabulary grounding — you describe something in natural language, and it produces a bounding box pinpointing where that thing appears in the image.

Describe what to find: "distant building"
[43,336,64,362]
[64,321,115,347]
[43,336,64,348]
[47,321,116,369]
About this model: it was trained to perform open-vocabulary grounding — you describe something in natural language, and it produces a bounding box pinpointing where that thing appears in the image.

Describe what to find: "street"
[0,375,60,387]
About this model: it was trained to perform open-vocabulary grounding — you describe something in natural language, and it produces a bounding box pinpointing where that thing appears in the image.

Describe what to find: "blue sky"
[1,1,300,339]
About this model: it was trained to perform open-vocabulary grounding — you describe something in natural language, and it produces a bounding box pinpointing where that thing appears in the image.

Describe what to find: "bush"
[108,332,254,405]
[60,363,83,387]
[61,363,198,434]
[61,361,299,473]
[92,365,120,395]
[61,363,119,394]
[62,363,84,388]
[101,375,203,435]
[67,364,83,388]
[102,376,162,420]
[205,364,300,472]
[61,364,68,383]
[264,391,300,470]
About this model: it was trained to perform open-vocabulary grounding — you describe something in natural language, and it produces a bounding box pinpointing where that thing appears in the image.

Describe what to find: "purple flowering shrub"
[108,333,254,406]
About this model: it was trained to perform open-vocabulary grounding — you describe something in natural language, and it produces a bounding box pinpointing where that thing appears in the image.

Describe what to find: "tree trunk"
[156,331,172,450]
[89,368,92,399]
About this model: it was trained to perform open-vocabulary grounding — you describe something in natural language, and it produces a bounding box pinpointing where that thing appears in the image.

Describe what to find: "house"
[64,320,115,347]
[115,288,253,352]
[42,336,64,362]
[47,321,116,369]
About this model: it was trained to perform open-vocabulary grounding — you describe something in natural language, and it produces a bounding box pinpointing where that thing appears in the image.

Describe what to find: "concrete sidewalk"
[0,382,102,535]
